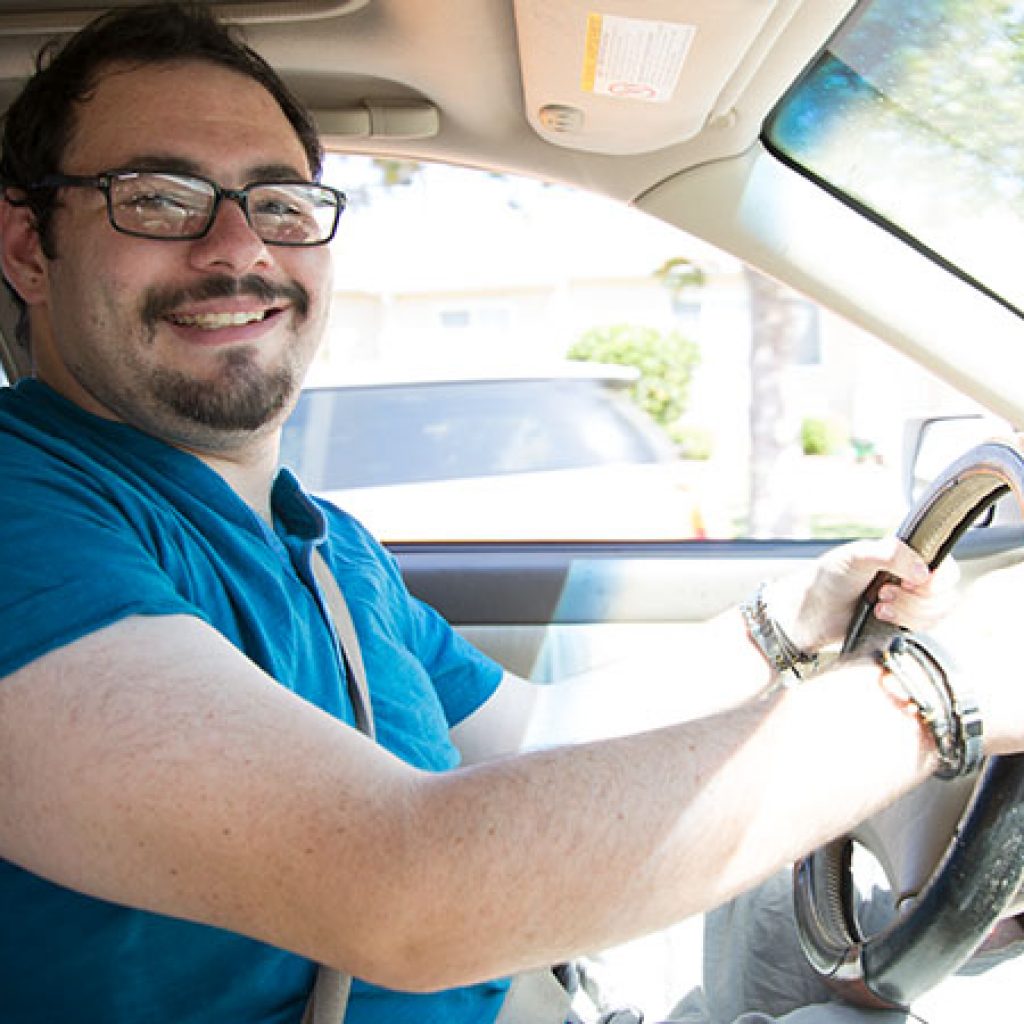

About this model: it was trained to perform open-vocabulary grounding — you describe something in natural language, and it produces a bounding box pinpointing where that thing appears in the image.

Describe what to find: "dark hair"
[0,1,323,346]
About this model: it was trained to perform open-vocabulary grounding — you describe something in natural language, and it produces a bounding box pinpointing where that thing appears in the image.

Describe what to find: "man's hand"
[769,537,959,656]
[930,556,1024,756]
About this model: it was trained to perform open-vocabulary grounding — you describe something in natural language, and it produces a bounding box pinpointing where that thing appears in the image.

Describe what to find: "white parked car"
[281,367,711,541]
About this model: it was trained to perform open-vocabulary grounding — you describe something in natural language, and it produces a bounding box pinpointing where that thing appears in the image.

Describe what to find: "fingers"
[837,536,931,586]
[884,538,932,586]
[874,554,960,631]
[785,536,958,653]
[830,535,958,633]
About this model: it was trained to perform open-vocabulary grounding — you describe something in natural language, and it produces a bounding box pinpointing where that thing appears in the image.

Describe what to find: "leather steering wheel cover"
[793,440,1024,1008]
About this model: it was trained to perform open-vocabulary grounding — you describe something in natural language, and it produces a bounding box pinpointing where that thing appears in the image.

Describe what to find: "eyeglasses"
[29,170,346,246]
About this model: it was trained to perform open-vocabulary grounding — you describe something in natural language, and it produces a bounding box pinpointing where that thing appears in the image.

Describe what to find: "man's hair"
[0,1,324,347]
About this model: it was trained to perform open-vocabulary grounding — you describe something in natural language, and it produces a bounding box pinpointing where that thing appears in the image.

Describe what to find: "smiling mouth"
[166,309,277,330]
[145,274,310,333]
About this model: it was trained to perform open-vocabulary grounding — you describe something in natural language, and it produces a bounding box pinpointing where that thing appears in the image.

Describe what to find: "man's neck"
[30,359,286,522]
[190,442,280,524]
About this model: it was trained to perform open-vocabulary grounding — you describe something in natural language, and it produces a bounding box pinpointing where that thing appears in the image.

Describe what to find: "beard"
[139,272,312,432]
[149,345,295,431]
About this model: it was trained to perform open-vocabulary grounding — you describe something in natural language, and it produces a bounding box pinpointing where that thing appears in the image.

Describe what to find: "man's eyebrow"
[112,157,313,182]
[246,163,313,183]
[115,155,204,176]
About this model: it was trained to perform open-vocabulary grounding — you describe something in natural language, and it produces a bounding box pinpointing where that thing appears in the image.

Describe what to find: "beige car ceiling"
[0,0,854,204]
[5,0,1021,422]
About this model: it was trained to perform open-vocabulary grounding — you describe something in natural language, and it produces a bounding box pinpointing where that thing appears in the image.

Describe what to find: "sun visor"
[513,0,800,155]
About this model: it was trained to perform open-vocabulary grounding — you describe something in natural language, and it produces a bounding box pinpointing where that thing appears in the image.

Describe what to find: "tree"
[744,268,816,538]
[569,256,706,432]
[371,159,423,188]
[653,257,707,308]
[567,324,700,428]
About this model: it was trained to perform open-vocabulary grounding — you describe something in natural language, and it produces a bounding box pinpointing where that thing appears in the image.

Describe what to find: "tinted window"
[765,0,1024,314]
[281,378,672,490]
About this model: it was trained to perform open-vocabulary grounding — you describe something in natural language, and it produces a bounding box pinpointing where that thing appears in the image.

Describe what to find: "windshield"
[765,0,1024,316]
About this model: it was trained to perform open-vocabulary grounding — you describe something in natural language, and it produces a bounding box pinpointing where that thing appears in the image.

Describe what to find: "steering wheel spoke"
[851,776,975,912]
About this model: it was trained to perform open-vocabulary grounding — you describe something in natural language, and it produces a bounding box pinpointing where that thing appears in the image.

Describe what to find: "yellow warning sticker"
[581,12,695,103]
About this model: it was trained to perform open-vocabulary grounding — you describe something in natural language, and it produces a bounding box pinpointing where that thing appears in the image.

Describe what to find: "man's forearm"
[454,606,777,760]
[390,660,934,991]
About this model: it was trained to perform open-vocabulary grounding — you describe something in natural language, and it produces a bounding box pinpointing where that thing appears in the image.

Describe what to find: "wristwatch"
[877,632,984,779]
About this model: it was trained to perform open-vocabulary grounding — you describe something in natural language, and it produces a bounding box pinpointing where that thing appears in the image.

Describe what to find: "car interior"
[0,0,1022,1017]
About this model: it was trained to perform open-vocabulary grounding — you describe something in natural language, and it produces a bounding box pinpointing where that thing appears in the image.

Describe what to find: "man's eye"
[253,196,308,219]
[121,191,196,213]
[255,200,295,217]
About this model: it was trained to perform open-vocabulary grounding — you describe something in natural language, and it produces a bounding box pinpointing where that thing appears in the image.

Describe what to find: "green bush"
[669,424,714,460]
[801,416,847,456]
[567,324,700,427]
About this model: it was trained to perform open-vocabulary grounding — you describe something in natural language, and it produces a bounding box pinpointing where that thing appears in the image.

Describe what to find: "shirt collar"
[271,466,328,545]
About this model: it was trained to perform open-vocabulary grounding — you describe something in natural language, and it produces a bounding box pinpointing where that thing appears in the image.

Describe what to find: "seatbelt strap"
[311,547,376,741]
[300,966,351,1024]
[494,967,578,1024]
[305,550,577,1024]
[302,548,376,1024]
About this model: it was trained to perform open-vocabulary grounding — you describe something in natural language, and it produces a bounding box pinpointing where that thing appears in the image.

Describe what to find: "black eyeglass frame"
[26,169,347,247]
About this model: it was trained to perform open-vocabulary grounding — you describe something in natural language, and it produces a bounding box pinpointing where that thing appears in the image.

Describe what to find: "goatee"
[150,346,295,431]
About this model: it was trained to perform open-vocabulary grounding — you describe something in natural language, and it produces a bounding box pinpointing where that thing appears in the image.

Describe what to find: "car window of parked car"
[282,153,990,543]
[281,374,675,489]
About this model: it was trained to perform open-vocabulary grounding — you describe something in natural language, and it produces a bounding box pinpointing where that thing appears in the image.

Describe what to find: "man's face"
[26,59,332,454]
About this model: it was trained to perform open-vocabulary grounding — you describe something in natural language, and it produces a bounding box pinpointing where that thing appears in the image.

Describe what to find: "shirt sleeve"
[404,593,505,727]
[321,508,504,730]
[0,462,200,681]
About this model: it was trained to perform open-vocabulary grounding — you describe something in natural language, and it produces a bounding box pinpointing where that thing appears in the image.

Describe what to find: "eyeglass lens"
[109,172,340,244]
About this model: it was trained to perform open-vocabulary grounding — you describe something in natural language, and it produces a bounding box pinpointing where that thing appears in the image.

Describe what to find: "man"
[0,4,1017,1023]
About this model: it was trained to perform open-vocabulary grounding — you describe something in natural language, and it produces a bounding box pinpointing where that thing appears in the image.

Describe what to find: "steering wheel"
[793,440,1024,1010]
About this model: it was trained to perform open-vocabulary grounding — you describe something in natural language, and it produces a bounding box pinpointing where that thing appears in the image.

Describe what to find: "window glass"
[284,154,989,543]
[280,376,672,489]
[765,0,1024,315]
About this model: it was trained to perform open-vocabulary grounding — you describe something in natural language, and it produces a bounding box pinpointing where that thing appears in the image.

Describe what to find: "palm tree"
[744,268,815,538]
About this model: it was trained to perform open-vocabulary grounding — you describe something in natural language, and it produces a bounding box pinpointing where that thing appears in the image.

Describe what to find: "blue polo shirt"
[0,379,508,1024]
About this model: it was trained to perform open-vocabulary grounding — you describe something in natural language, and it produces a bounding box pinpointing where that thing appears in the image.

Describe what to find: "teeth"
[169,310,268,329]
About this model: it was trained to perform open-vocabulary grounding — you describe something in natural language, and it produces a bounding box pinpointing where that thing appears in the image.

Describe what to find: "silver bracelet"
[740,583,820,687]
[877,633,984,779]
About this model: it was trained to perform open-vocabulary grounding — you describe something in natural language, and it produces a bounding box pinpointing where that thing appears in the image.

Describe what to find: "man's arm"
[452,537,953,762]
[451,606,773,763]
[0,611,957,995]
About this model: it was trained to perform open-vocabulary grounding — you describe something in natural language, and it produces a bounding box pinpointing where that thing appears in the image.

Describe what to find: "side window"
[282,154,986,543]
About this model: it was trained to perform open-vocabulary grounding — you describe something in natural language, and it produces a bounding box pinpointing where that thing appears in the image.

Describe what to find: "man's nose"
[187,195,270,274]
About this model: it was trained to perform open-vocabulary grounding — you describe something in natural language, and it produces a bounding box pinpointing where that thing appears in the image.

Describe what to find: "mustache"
[141,274,311,325]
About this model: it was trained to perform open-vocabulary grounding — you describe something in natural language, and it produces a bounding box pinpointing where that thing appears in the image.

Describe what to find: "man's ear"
[0,196,49,305]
